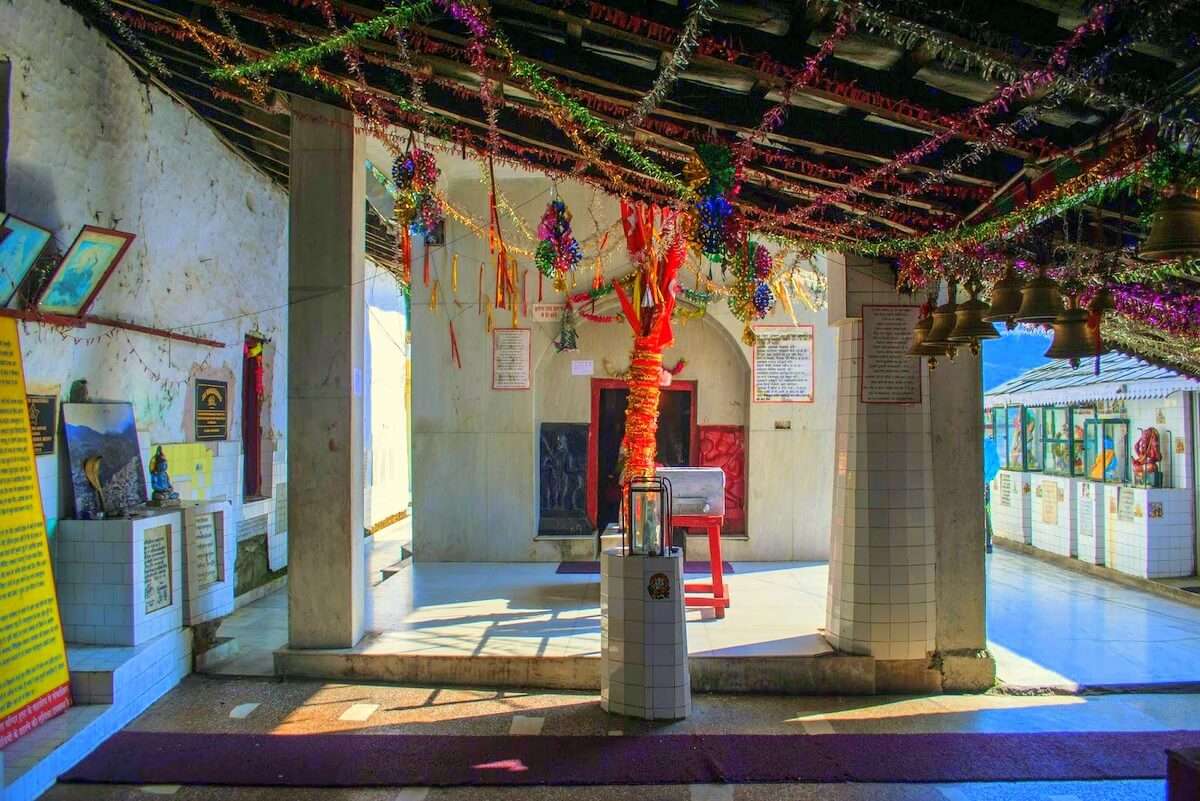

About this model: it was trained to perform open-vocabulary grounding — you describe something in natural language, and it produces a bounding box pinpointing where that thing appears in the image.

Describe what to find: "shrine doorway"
[588,378,698,532]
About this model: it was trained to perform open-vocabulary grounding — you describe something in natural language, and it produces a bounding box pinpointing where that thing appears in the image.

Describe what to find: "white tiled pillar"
[824,320,935,660]
[822,254,936,663]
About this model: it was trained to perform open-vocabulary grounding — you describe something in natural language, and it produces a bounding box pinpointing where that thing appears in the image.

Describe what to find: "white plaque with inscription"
[492,328,531,390]
[752,325,814,403]
[860,305,921,404]
[143,525,173,614]
[190,512,222,590]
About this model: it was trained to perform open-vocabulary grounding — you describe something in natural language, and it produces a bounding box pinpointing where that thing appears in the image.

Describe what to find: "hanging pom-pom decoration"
[554,304,580,353]
[394,147,443,237]
[753,242,773,280]
[695,195,733,261]
[752,280,775,317]
[535,198,583,290]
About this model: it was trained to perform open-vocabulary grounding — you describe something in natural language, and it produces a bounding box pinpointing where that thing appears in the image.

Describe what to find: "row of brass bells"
[1140,193,1200,261]
[948,284,1000,355]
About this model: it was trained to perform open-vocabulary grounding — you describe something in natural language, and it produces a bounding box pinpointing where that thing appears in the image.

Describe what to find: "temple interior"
[2,0,1200,799]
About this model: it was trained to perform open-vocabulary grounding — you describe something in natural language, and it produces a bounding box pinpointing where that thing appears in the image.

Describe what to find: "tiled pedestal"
[1030,475,1075,558]
[1105,486,1195,579]
[55,510,183,646]
[1075,480,1106,565]
[179,500,235,625]
[990,470,1032,545]
[600,548,690,720]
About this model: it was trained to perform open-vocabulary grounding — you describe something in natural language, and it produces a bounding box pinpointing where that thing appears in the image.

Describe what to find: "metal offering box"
[655,467,725,517]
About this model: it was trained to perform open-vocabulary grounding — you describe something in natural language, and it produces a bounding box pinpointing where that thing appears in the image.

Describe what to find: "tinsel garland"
[855,138,1152,265]
[815,0,1200,147]
[88,0,170,76]
[211,2,435,80]
[730,9,856,194]
[782,3,1113,230]
[1107,284,1200,340]
[1103,314,1200,376]
[620,0,717,130]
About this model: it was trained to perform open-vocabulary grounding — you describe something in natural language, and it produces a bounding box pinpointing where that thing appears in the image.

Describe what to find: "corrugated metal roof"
[984,352,1200,408]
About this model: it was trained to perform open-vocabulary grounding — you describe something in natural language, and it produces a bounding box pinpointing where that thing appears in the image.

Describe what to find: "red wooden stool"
[677,514,730,618]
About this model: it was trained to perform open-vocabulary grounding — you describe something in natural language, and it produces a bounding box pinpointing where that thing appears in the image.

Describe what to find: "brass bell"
[923,285,959,366]
[906,314,934,356]
[1045,299,1109,366]
[948,284,1001,355]
[1140,193,1200,261]
[982,265,1024,328]
[1013,264,1062,324]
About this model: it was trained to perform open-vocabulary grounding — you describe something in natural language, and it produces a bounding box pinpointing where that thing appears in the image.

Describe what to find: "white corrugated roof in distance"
[984,352,1200,408]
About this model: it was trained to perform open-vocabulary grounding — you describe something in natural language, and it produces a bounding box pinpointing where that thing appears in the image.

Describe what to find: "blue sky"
[981,327,1053,391]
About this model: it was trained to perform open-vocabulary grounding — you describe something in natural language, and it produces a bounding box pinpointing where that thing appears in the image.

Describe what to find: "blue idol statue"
[148,445,180,506]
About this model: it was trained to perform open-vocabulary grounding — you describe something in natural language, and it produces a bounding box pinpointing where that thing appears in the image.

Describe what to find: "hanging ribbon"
[451,253,459,296]
[449,320,462,368]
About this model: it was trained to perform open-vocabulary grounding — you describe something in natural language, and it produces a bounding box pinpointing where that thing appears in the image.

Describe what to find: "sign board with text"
[751,325,814,404]
[492,328,531,390]
[860,305,921,404]
[0,318,71,747]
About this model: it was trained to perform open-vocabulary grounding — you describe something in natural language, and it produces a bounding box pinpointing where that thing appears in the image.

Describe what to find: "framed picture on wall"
[35,225,135,316]
[0,213,53,307]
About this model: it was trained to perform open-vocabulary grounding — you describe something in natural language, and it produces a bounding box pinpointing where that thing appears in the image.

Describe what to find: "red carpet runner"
[62,731,1198,786]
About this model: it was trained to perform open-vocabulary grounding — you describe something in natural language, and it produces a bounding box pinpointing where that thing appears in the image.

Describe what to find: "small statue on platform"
[148,446,180,506]
[1132,427,1163,488]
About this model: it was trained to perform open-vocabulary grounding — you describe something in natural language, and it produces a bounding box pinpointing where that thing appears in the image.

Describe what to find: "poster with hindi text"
[492,328,531,390]
[0,317,71,747]
[751,325,814,404]
[860,305,922,404]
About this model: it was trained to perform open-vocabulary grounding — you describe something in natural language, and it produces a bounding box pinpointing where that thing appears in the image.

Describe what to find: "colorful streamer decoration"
[535,198,583,290]
[393,146,444,236]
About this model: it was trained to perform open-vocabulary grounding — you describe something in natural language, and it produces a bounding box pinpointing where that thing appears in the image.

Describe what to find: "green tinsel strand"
[210,2,435,81]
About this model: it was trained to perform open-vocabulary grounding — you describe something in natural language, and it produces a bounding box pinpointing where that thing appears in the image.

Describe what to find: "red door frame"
[587,378,698,529]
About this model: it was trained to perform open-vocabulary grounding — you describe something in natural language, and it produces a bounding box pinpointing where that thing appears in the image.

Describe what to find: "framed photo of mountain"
[61,402,147,518]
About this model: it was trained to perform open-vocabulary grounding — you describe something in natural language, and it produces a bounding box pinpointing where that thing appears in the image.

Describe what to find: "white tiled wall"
[1105,486,1195,578]
[1075,480,1106,565]
[989,470,1032,545]
[1030,475,1075,558]
[55,511,183,646]
[600,549,690,720]
[180,501,236,625]
[1,628,191,801]
[825,320,936,662]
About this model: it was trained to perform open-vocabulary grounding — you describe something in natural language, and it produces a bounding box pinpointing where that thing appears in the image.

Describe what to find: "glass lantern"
[1084,418,1130,483]
[622,476,673,556]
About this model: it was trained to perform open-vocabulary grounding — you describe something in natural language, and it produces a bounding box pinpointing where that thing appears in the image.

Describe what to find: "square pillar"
[824,255,936,663]
[286,96,366,649]
[929,354,995,689]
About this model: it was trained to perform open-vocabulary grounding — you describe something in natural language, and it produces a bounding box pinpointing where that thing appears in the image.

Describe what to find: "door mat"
[62,730,1198,787]
[557,561,734,575]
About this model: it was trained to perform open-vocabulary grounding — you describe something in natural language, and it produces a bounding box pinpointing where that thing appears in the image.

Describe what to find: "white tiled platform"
[0,628,191,801]
[215,547,1200,694]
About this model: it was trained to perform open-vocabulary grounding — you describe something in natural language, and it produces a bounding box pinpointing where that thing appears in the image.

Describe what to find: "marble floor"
[41,675,1198,800]
[204,542,1200,690]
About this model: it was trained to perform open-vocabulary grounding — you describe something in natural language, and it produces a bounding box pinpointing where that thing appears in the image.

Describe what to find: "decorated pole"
[612,202,685,479]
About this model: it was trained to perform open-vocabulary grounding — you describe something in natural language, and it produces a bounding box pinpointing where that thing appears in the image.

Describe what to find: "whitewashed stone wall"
[2,0,289,561]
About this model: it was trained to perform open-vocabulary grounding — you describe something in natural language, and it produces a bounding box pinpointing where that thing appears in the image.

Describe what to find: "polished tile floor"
[207,543,1200,690]
[42,675,1196,800]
